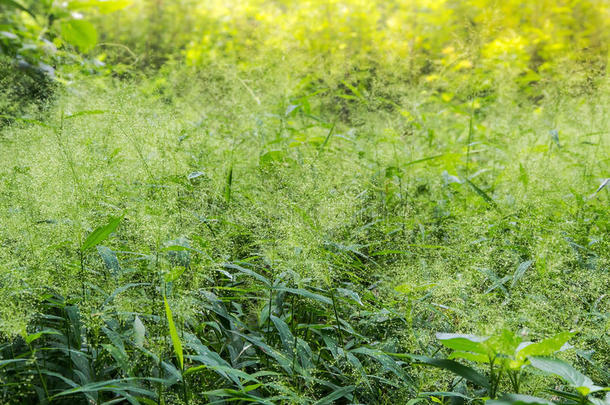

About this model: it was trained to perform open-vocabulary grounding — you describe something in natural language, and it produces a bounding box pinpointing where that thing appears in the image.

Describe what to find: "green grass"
[0,65,608,403]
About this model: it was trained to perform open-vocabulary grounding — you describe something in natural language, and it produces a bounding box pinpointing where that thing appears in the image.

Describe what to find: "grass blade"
[511,260,533,288]
[407,354,490,389]
[463,178,497,207]
[314,385,355,404]
[164,295,184,371]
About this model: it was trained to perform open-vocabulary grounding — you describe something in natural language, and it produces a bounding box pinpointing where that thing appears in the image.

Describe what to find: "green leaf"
[404,154,445,167]
[82,217,121,252]
[184,364,258,384]
[588,394,610,405]
[135,398,159,405]
[436,333,489,354]
[161,245,193,252]
[223,262,271,287]
[270,315,294,355]
[477,268,509,295]
[516,331,574,362]
[511,260,533,288]
[529,357,603,396]
[97,245,120,276]
[341,80,365,100]
[164,266,186,283]
[421,392,473,401]
[260,150,284,165]
[464,178,497,207]
[519,163,529,186]
[65,110,106,119]
[336,288,363,306]
[0,115,51,128]
[102,283,148,308]
[202,388,274,405]
[314,385,355,405]
[133,315,145,348]
[448,351,488,363]
[164,295,184,370]
[318,122,336,152]
[487,394,555,405]
[182,364,207,377]
[488,329,523,357]
[351,347,408,381]
[409,354,490,389]
[591,178,609,198]
[25,329,61,345]
[60,19,98,52]
[51,377,159,401]
[0,359,27,368]
[276,287,332,306]
[231,330,294,375]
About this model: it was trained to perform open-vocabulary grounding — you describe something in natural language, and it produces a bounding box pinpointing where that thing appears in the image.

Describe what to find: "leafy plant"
[0,0,130,78]
[412,330,577,398]
[489,357,609,405]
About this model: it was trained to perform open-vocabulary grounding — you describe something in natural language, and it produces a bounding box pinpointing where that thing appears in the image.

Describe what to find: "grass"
[0,64,608,403]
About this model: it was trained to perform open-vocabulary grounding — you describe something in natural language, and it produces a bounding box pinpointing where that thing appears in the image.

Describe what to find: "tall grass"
[0,65,608,403]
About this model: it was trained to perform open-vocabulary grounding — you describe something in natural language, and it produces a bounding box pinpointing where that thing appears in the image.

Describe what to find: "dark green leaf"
[270,315,295,355]
[223,263,271,287]
[97,245,120,276]
[276,287,332,305]
[336,288,363,306]
[224,165,233,202]
[487,394,555,405]
[409,354,490,389]
[464,178,497,207]
[314,385,355,405]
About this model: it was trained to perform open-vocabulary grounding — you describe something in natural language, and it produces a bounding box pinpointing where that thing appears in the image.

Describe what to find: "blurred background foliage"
[0,0,608,126]
[2,0,608,87]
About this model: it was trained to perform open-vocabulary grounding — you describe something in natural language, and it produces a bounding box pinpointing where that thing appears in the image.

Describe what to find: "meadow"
[0,1,609,404]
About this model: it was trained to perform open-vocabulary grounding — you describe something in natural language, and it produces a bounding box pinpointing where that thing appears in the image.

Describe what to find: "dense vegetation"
[1,1,608,404]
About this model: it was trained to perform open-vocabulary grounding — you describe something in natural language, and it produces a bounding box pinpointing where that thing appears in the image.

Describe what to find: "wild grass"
[0,64,608,403]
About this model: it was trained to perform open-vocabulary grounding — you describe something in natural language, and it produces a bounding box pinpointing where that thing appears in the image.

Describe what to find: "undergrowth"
[0,65,608,403]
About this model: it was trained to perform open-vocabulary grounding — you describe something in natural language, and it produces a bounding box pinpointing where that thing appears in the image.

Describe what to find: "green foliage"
[0,2,609,400]
[0,55,56,126]
[528,357,605,396]
[0,0,129,75]
[415,330,609,403]
[0,0,129,127]
[0,261,420,403]
[59,19,98,53]
[81,216,121,252]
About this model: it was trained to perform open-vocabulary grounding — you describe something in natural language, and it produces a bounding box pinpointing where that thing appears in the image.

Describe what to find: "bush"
[0,56,56,125]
